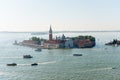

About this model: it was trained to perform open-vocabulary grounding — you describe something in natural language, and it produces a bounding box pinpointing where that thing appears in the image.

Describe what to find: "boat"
[73,54,82,56]
[7,63,17,66]
[23,55,33,58]
[105,39,120,46]
[112,67,117,69]
[35,48,41,52]
[31,63,38,66]
[13,40,18,45]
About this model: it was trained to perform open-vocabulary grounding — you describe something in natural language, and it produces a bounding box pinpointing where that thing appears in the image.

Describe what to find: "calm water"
[0,32,120,80]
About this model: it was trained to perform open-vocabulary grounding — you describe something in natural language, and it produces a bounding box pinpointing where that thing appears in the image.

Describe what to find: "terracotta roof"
[23,40,35,44]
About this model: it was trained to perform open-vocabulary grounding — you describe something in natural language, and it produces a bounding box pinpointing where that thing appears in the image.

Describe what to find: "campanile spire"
[49,25,52,41]
[49,25,52,33]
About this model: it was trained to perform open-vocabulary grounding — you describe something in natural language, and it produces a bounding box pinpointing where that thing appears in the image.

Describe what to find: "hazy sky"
[0,0,120,32]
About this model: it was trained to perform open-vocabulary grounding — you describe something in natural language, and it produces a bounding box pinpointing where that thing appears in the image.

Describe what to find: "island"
[15,26,96,49]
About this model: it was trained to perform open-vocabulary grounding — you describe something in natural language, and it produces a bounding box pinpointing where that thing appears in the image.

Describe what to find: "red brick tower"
[49,25,52,41]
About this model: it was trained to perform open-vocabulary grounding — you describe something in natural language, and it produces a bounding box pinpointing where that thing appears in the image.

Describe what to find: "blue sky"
[0,0,120,31]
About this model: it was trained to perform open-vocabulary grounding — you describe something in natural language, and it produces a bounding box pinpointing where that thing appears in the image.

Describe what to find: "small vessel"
[112,67,117,69]
[7,63,17,66]
[23,55,33,58]
[35,48,42,52]
[31,63,38,66]
[105,39,120,46]
[73,54,82,56]
[13,40,18,45]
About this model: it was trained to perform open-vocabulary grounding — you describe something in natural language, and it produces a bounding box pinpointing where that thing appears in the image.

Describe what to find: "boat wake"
[18,64,30,66]
[82,67,113,72]
[38,61,56,64]
[0,57,22,59]
[0,72,9,76]
[17,61,56,66]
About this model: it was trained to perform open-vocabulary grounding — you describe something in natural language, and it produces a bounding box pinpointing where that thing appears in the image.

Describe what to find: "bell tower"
[49,25,52,41]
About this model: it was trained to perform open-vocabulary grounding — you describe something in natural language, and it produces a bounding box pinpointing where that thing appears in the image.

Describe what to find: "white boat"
[35,48,41,52]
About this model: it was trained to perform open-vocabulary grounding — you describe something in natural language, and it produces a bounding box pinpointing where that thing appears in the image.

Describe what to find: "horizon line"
[1,30,120,33]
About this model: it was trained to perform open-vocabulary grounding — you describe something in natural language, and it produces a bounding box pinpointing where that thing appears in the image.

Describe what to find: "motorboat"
[7,63,17,66]
[112,67,117,69]
[31,63,38,66]
[23,55,33,58]
[73,54,82,56]
[13,40,19,45]
[35,48,41,52]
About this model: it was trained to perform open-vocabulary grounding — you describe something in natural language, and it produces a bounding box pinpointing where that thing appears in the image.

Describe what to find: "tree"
[31,37,41,44]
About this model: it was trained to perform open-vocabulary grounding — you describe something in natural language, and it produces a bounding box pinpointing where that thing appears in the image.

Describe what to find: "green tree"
[31,37,41,44]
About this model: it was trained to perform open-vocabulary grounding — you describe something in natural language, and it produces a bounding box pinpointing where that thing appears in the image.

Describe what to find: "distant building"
[20,25,95,49]
[43,42,59,49]
[20,40,39,47]
[42,25,95,49]
[74,39,95,48]
[49,25,52,41]
[62,34,65,40]
[65,38,74,48]
[43,25,60,49]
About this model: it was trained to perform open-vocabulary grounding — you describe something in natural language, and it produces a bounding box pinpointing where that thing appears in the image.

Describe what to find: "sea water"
[0,32,120,80]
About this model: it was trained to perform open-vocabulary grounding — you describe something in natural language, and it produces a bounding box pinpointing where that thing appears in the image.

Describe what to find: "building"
[20,25,95,49]
[43,42,59,49]
[42,25,96,49]
[65,38,74,48]
[43,25,60,49]
[49,25,52,41]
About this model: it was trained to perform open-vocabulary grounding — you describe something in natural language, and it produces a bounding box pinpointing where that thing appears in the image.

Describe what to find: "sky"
[0,0,120,32]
